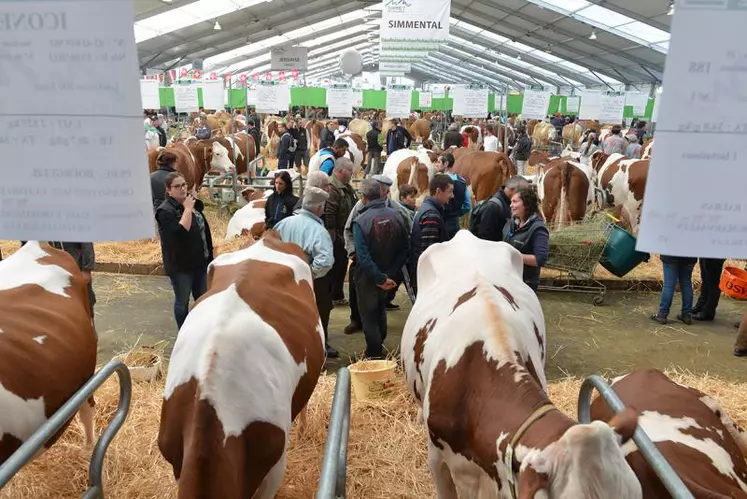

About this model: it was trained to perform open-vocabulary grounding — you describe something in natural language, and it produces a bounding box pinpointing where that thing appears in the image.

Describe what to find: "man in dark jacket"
[352,178,409,359]
[247,119,261,157]
[325,158,357,305]
[435,152,471,239]
[386,119,412,155]
[49,241,96,319]
[410,174,454,295]
[511,128,532,175]
[472,176,529,241]
[443,123,463,149]
[294,118,310,170]
[150,151,178,210]
[150,115,168,146]
[366,121,383,176]
[276,122,296,169]
[320,121,336,149]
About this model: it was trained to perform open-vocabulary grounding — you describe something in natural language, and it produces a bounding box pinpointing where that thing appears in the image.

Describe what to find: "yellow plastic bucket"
[348,360,397,401]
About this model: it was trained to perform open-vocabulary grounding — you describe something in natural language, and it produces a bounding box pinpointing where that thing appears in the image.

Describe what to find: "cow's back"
[158,236,324,498]
[453,151,512,201]
[591,369,747,499]
[0,242,96,463]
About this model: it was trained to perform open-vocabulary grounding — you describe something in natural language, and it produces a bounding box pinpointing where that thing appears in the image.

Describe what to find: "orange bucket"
[720,266,747,300]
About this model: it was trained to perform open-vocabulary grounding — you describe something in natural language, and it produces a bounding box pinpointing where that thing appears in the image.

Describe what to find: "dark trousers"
[386,267,404,304]
[314,273,332,347]
[278,156,292,169]
[168,266,208,329]
[294,149,310,169]
[349,257,361,326]
[330,238,348,301]
[354,268,388,359]
[694,258,726,318]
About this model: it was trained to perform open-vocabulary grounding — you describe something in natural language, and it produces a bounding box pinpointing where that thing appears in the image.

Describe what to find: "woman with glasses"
[156,172,214,329]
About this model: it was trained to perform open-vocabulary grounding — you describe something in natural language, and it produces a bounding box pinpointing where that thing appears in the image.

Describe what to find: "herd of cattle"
[2,230,747,498]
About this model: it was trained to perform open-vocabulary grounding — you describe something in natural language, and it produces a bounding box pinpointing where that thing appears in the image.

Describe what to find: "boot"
[734,317,747,357]
[343,322,361,335]
[677,312,693,325]
[650,312,668,325]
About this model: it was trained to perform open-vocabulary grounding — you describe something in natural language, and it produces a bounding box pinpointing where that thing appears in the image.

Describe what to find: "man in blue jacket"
[318,138,349,176]
[351,178,409,359]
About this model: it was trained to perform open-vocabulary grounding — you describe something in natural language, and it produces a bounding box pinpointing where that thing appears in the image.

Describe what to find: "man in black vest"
[293,117,310,171]
[351,178,409,359]
[472,176,529,242]
[247,119,261,158]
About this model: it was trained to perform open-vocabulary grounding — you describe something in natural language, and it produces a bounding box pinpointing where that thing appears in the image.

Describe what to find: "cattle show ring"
[2,1,747,498]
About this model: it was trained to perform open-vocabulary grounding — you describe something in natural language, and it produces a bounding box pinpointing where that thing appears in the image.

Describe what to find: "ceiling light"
[161,0,172,3]
[214,20,222,30]
[517,54,521,60]
[667,2,675,15]
[589,30,597,40]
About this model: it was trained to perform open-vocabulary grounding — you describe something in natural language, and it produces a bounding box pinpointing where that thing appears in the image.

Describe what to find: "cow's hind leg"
[428,441,458,499]
[254,451,287,499]
[79,397,95,449]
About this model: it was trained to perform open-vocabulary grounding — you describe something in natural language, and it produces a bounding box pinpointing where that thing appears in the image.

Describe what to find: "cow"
[498,123,516,150]
[188,135,256,180]
[348,118,371,139]
[453,150,514,201]
[526,119,539,137]
[158,234,325,499]
[263,117,284,159]
[562,122,584,148]
[401,230,642,499]
[148,143,202,191]
[306,120,324,156]
[539,159,591,228]
[641,138,654,159]
[532,121,559,148]
[592,154,649,235]
[460,125,482,150]
[0,242,97,465]
[591,369,747,499]
[381,148,437,205]
[226,190,272,240]
[410,118,432,143]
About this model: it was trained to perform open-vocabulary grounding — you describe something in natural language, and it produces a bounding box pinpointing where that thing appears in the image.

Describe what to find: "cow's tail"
[558,162,573,228]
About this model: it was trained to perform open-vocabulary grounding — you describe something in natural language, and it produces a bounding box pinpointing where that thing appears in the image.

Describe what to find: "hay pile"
[2,369,746,498]
[546,215,610,275]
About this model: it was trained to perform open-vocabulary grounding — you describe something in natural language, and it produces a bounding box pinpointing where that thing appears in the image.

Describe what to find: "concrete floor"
[93,273,747,383]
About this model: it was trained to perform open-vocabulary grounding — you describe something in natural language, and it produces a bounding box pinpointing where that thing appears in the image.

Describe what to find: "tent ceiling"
[135,0,670,86]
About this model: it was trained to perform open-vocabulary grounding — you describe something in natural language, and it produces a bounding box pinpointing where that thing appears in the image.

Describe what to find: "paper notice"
[522,89,552,120]
[174,84,199,113]
[419,91,432,108]
[201,80,224,111]
[0,0,154,241]
[386,87,412,118]
[327,86,353,118]
[637,0,747,259]
[140,80,160,110]
[566,96,580,113]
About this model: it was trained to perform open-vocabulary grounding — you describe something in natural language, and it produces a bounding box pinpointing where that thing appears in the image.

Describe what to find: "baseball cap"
[371,174,393,187]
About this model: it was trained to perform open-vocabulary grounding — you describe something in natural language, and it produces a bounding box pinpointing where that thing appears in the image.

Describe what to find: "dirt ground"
[93,273,747,382]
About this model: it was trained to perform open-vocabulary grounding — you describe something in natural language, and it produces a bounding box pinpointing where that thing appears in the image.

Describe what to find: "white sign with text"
[140,80,160,109]
[522,89,552,120]
[201,80,224,110]
[386,87,412,118]
[174,84,199,113]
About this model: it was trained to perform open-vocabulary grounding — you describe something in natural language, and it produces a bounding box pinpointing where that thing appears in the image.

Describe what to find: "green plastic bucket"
[599,225,650,278]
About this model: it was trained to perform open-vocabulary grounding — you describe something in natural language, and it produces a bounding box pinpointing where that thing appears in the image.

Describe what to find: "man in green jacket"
[325,157,358,306]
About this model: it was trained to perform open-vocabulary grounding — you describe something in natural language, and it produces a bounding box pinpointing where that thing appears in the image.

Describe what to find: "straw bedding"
[1,369,746,499]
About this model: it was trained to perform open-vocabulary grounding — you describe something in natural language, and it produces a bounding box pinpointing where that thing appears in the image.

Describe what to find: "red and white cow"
[591,153,649,235]
[158,234,325,499]
[591,369,747,498]
[225,188,273,239]
[0,242,97,464]
[538,159,591,228]
[401,231,642,499]
[381,148,437,205]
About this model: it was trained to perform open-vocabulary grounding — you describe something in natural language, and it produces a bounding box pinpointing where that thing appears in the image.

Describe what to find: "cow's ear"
[518,465,549,499]
[608,406,639,445]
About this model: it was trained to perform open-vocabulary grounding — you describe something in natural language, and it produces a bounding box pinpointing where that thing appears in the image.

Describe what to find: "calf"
[591,369,747,498]
[0,242,97,464]
[158,234,325,499]
[402,231,642,499]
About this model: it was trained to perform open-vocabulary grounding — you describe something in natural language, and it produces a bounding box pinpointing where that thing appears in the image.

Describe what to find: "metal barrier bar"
[577,375,694,499]
[0,360,133,499]
[316,368,351,499]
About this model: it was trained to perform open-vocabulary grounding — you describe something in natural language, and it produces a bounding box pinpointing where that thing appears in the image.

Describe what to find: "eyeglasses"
[171,182,187,189]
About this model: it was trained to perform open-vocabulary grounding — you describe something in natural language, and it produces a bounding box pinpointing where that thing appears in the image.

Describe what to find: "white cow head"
[518,408,642,499]
[210,141,235,173]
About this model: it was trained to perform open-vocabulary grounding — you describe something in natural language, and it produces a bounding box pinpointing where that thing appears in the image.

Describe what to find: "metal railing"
[577,375,694,499]
[316,368,352,499]
[0,360,133,499]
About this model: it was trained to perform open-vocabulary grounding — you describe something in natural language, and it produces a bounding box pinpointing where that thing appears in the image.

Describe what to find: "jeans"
[169,266,208,329]
[278,157,291,169]
[354,267,388,359]
[330,238,349,301]
[314,273,332,347]
[366,153,383,176]
[659,261,695,316]
[294,149,310,169]
[693,258,726,318]
[349,257,361,326]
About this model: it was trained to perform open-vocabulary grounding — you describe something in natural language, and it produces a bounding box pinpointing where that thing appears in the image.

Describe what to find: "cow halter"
[503,404,558,499]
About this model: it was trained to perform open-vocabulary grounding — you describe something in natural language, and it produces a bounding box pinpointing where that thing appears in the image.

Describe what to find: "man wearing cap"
[342,174,411,333]
[293,171,329,214]
[274,186,339,358]
[351,179,409,359]
[366,121,383,176]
